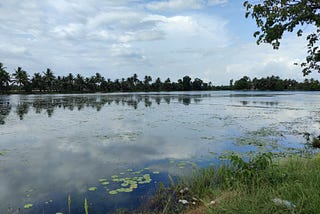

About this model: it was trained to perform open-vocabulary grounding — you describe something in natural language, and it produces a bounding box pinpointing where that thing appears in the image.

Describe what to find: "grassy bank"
[142,153,320,214]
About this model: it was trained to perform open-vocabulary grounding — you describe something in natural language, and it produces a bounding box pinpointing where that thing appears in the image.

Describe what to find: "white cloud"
[146,0,227,11]
[146,0,205,11]
[86,11,144,30]
[110,43,146,66]
[118,30,165,42]
[221,37,308,84]
[52,23,85,38]
[207,0,228,6]
[0,0,312,84]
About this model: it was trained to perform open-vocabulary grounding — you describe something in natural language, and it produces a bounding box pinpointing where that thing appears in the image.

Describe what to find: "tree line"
[0,62,214,93]
[1,62,320,93]
[232,75,320,91]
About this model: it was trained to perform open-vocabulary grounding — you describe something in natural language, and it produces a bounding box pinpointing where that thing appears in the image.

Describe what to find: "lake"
[0,91,319,213]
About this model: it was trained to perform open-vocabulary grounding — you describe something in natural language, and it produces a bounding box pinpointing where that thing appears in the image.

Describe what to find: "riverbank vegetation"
[1,62,320,94]
[140,153,320,214]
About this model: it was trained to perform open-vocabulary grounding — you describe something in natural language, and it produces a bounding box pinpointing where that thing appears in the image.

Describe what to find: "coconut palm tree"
[12,67,29,90]
[74,74,85,91]
[0,63,11,91]
[31,72,44,92]
[43,68,56,92]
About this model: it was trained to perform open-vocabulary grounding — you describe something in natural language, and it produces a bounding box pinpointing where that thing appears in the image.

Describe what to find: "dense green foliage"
[244,0,320,75]
[0,63,10,92]
[0,63,320,93]
[233,75,320,90]
[0,63,214,93]
[143,154,320,213]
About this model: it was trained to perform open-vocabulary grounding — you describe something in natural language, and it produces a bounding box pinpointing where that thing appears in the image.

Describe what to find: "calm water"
[0,91,319,213]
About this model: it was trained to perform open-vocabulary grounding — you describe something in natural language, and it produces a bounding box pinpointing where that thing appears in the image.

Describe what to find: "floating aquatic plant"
[99,178,107,183]
[24,203,33,209]
[132,169,144,174]
[88,187,97,191]
[177,162,186,169]
[101,181,109,186]
[108,190,118,195]
[107,171,153,195]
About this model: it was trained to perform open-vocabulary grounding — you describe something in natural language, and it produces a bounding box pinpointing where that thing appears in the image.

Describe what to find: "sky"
[0,0,318,85]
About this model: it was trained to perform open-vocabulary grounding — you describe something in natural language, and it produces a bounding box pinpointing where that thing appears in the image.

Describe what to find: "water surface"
[0,91,319,213]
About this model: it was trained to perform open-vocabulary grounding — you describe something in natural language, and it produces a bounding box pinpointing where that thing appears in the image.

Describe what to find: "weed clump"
[140,153,320,214]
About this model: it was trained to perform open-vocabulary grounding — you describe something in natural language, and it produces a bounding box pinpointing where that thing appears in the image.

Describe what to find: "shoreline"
[137,153,320,213]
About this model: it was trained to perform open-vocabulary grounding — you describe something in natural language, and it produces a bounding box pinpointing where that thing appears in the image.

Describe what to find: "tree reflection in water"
[0,93,209,124]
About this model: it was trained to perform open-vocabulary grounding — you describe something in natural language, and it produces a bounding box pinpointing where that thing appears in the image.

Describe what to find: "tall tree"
[74,74,85,91]
[182,76,192,91]
[234,76,252,90]
[0,63,10,91]
[31,72,44,92]
[43,68,56,91]
[12,67,29,90]
[192,78,203,90]
[244,0,320,75]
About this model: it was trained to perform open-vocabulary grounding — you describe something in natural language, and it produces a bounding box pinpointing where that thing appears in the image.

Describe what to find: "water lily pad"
[109,190,118,195]
[101,181,109,186]
[144,174,151,179]
[138,174,152,184]
[177,162,186,169]
[116,188,133,193]
[153,171,160,174]
[121,182,129,187]
[132,170,144,174]
[24,204,33,209]
[99,178,107,183]
[88,187,97,191]
[130,183,138,189]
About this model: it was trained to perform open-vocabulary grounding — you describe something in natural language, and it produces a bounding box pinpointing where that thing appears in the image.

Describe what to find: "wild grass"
[143,153,320,214]
[84,198,89,214]
[68,194,71,214]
